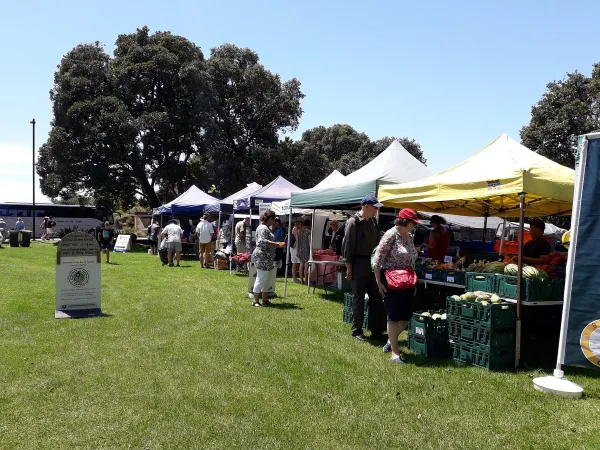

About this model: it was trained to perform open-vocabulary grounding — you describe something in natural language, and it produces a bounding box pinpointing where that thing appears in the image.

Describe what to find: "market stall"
[379,134,575,366]
[288,140,433,296]
[231,176,302,298]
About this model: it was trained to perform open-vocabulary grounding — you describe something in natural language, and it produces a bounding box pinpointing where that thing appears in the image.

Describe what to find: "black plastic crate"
[421,267,440,282]
[408,333,450,358]
[439,270,466,286]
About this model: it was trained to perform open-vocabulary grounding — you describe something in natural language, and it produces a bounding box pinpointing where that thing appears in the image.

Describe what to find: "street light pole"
[30,118,36,240]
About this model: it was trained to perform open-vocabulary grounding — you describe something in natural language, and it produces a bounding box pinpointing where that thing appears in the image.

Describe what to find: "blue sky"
[1,0,599,202]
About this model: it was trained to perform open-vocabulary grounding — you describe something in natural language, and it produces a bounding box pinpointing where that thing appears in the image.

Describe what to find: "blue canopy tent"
[158,185,220,215]
[211,182,262,214]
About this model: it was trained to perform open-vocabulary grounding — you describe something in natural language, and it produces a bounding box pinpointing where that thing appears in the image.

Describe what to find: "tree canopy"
[520,65,600,168]
[38,27,426,208]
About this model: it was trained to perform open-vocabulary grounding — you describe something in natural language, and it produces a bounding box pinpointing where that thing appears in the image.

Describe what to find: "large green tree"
[521,66,600,168]
[38,29,305,207]
[191,44,304,196]
[38,27,211,208]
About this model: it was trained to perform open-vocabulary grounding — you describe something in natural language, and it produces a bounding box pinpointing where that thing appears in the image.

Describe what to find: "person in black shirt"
[522,218,551,265]
[97,221,115,264]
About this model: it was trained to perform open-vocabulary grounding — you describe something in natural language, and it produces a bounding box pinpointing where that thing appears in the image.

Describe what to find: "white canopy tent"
[290,140,433,209]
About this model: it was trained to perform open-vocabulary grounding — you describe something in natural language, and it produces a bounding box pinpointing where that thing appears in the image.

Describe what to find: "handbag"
[385,267,417,290]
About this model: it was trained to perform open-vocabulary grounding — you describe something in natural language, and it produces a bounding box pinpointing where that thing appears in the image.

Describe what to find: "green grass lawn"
[1,243,599,449]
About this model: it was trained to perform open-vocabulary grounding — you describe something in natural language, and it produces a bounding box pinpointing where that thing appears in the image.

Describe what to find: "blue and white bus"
[0,203,116,238]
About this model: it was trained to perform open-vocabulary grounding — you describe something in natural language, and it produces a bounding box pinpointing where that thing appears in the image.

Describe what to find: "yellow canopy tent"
[379,134,575,217]
[379,135,576,363]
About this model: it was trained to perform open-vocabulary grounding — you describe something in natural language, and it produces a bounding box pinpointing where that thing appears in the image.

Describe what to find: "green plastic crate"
[451,341,515,370]
[459,301,516,329]
[497,275,565,302]
[446,296,461,321]
[410,310,448,340]
[465,272,497,294]
[408,333,450,358]
[447,319,460,340]
[342,293,368,329]
[456,322,515,349]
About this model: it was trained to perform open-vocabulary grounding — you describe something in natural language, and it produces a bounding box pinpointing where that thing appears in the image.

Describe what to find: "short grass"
[1,243,599,449]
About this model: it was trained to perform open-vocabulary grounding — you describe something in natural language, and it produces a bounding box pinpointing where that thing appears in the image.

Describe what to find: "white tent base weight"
[533,376,583,399]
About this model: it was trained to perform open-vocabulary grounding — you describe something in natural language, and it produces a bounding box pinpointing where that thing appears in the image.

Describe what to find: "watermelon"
[485,262,506,274]
[504,264,519,276]
[523,266,540,279]
[537,269,549,280]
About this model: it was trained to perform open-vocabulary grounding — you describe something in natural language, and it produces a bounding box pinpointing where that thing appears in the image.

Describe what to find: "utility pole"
[30,118,36,239]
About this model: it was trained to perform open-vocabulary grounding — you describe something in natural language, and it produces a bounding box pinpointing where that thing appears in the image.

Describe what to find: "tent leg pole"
[516,193,525,368]
[499,218,507,255]
[307,209,315,294]
[284,208,292,297]
[481,213,488,256]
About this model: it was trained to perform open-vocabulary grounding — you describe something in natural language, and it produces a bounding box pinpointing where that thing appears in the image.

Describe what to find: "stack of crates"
[447,296,517,370]
[343,292,368,329]
[408,310,450,358]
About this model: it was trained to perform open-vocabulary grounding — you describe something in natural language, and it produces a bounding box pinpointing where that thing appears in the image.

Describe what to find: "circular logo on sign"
[68,268,90,287]
[580,320,600,367]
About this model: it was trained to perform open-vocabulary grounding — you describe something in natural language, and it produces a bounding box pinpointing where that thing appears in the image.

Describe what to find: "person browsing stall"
[162,219,183,267]
[251,210,286,307]
[522,218,551,265]
[373,209,420,364]
[329,220,345,255]
[197,214,216,268]
[97,221,115,264]
[235,217,250,254]
[424,215,449,262]
[341,195,387,342]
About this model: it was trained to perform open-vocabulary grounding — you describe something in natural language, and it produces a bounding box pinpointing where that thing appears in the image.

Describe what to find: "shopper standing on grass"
[341,195,387,342]
[97,221,115,264]
[197,214,216,268]
[296,218,312,285]
[162,219,183,267]
[373,209,420,364]
[290,217,303,283]
[40,216,49,240]
[251,210,286,307]
[0,217,7,247]
[148,219,161,255]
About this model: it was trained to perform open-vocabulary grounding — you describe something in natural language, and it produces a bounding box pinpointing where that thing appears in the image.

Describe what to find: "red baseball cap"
[397,209,422,224]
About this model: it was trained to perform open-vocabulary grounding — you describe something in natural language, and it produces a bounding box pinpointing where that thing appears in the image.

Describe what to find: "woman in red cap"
[373,208,420,364]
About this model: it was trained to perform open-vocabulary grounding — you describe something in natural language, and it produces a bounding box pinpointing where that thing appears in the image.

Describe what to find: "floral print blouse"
[252,224,276,271]
[373,228,417,270]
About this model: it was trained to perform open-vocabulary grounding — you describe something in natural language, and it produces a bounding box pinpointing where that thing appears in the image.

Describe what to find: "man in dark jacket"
[342,195,387,342]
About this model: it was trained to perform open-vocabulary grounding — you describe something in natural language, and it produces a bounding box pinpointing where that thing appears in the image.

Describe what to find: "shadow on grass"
[267,302,303,311]
[106,262,121,266]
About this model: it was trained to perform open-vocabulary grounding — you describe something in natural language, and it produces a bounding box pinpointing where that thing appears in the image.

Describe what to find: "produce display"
[313,249,336,257]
